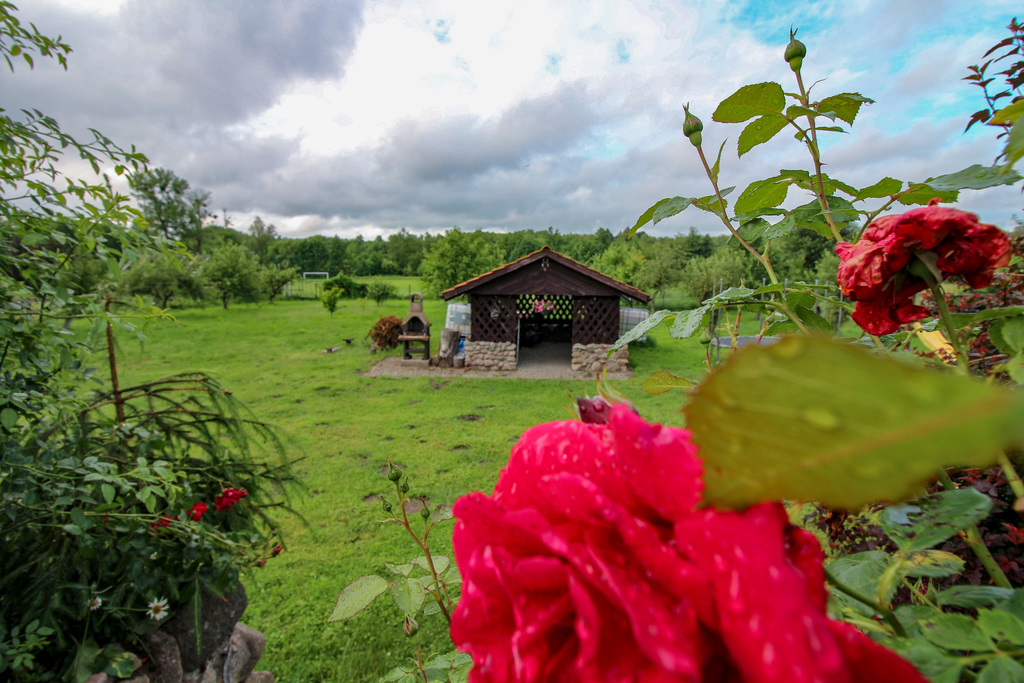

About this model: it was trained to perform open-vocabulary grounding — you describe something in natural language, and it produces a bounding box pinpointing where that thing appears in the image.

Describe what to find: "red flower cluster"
[188,501,207,521]
[451,407,926,682]
[214,487,247,511]
[835,201,1011,335]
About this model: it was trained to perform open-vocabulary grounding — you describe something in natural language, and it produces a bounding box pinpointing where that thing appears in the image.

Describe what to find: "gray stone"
[162,584,248,672]
[226,624,266,683]
[144,630,183,683]
[245,673,275,683]
[85,675,113,683]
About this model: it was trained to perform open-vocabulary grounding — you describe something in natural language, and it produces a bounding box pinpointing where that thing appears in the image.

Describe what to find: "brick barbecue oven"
[399,292,431,360]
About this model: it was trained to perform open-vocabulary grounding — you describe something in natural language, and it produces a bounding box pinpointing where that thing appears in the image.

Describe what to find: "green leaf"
[856,177,903,200]
[881,489,993,552]
[1002,117,1024,170]
[612,309,673,350]
[736,218,770,242]
[640,370,694,396]
[383,563,413,577]
[816,93,873,125]
[627,197,696,237]
[897,185,959,206]
[948,306,1024,330]
[888,639,962,683]
[901,549,965,578]
[979,609,1024,646]
[786,104,835,121]
[990,315,1024,357]
[101,484,116,504]
[329,575,389,621]
[826,550,892,616]
[919,164,1022,192]
[935,586,1014,608]
[411,555,449,575]
[712,82,785,123]
[390,577,425,618]
[734,176,789,214]
[737,115,789,157]
[0,408,16,430]
[979,656,1024,683]
[991,100,1024,126]
[793,305,835,336]
[669,307,710,339]
[62,524,83,536]
[685,336,1023,510]
[102,651,136,677]
[921,613,994,651]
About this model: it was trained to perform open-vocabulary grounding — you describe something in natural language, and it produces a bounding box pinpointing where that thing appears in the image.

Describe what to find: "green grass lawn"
[109,293,709,681]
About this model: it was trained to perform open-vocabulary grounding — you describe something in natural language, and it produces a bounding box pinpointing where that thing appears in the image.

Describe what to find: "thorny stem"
[937,469,1013,589]
[998,452,1024,505]
[395,485,452,624]
[695,144,779,285]
[823,567,907,637]
[926,278,970,377]
[792,69,843,242]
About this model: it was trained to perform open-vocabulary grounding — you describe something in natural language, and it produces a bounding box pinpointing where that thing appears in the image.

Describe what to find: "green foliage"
[368,281,399,306]
[0,6,295,679]
[321,285,342,319]
[200,243,262,309]
[122,254,204,308]
[323,272,368,298]
[260,264,297,304]
[129,168,212,253]
[419,228,503,296]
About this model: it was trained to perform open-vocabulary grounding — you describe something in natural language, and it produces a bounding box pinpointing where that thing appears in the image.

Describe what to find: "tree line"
[124,167,842,309]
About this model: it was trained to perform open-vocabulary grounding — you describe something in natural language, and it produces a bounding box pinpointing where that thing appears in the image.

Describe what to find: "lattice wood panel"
[572,297,619,344]
[468,294,516,342]
[515,294,573,320]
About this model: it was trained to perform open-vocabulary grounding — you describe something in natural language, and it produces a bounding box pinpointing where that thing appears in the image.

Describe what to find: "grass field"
[109,287,713,681]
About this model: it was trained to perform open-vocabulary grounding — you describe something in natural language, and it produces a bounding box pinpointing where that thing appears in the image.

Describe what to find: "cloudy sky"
[11,0,1023,240]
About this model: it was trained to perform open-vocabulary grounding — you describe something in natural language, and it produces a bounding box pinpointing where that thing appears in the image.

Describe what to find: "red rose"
[188,501,207,521]
[451,406,926,682]
[149,515,174,532]
[836,202,1010,336]
[214,487,247,511]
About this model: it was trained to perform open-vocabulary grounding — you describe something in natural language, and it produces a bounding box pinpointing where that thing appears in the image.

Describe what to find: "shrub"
[367,281,398,306]
[368,315,403,350]
[323,272,367,298]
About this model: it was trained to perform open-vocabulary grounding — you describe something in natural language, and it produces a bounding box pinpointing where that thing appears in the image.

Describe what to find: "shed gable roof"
[440,247,650,302]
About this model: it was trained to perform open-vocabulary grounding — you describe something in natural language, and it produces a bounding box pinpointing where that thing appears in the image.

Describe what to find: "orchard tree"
[200,243,262,308]
[130,167,212,253]
[260,264,297,303]
[123,254,204,308]
[420,227,503,295]
[248,216,279,264]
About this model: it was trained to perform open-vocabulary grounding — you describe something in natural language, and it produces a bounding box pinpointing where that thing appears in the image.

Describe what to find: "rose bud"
[683,104,703,147]
[785,28,806,71]
[420,506,431,520]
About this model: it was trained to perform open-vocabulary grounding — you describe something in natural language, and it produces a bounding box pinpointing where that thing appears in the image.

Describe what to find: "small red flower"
[836,201,1011,336]
[149,515,174,532]
[188,501,208,521]
[272,544,284,556]
[214,487,248,511]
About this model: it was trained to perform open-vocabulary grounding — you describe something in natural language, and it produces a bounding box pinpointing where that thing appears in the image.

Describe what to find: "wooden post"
[437,328,460,368]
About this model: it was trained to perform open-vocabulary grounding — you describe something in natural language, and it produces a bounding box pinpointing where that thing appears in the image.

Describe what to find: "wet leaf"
[329,575,388,621]
[686,336,1023,510]
[881,489,992,552]
[640,370,694,396]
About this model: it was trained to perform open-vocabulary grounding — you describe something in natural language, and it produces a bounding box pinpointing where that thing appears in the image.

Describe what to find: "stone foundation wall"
[571,343,628,373]
[465,340,517,371]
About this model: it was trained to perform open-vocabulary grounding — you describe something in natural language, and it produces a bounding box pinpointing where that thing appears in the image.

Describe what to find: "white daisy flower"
[88,596,102,611]
[146,597,169,621]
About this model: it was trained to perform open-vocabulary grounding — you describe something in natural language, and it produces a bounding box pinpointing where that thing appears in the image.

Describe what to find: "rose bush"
[451,406,927,683]
[835,200,1012,335]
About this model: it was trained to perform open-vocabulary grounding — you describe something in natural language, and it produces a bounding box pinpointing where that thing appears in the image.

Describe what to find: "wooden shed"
[440,247,650,371]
